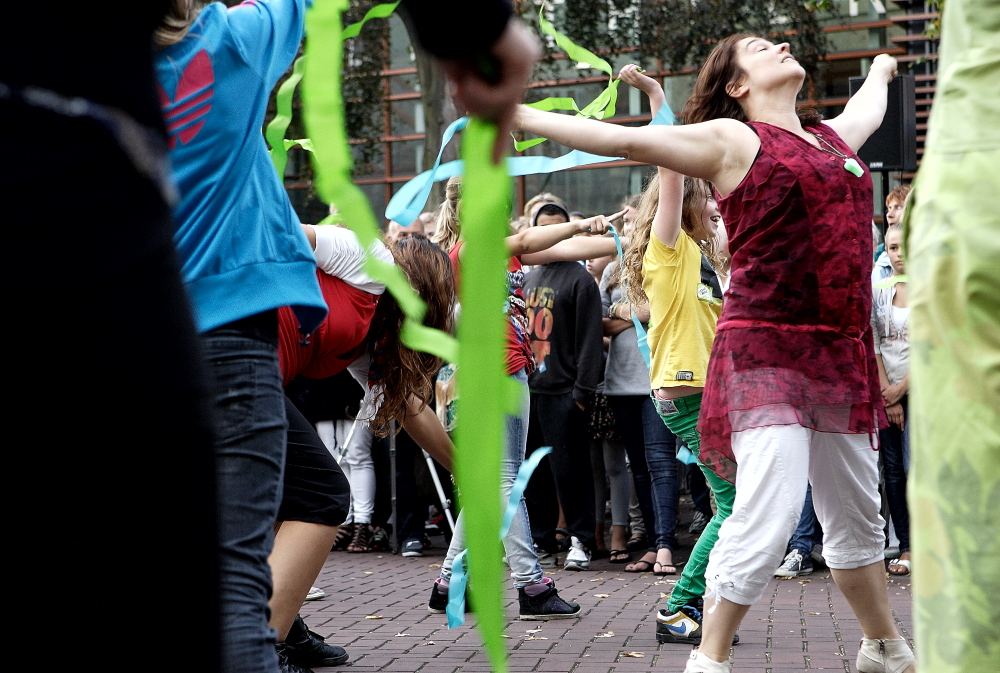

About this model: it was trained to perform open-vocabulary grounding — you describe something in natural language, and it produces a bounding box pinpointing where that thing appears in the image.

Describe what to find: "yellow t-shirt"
[643,230,722,388]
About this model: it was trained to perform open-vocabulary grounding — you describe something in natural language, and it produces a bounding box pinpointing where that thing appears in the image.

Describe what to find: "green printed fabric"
[905,0,1000,670]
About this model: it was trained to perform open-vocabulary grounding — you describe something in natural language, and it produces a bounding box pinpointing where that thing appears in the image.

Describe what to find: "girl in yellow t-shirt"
[614,63,733,647]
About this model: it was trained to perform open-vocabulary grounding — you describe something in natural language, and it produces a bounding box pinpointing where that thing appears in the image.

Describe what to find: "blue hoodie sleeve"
[225,0,308,87]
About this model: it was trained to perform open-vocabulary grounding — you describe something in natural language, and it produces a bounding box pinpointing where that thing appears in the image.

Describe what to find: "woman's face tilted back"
[731,37,806,104]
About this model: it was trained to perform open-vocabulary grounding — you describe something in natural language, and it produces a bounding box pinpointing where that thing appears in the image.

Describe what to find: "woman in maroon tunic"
[514,36,913,673]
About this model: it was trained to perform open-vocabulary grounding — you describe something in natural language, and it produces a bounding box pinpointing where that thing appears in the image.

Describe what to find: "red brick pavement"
[302,543,914,673]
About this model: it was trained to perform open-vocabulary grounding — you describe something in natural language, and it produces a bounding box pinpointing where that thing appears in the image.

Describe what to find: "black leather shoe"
[518,580,581,620]
[283,614,349,667]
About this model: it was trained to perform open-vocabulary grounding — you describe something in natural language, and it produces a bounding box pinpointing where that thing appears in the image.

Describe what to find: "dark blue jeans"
[204,312,288,673]
[879,396,910,553]
[789,484,822,555]
[607,395,680,552]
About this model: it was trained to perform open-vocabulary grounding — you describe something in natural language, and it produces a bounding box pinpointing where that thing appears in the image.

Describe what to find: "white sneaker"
[857,638,915,673]
[563,536,591,571]
[305,586,326,601]
[683,650,732,672]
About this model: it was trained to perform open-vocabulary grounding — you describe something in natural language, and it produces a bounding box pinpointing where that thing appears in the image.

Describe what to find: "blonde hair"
[430,176,462,253]
[523,192,568,219]
[155,0,199,48]
[620,176,727,306]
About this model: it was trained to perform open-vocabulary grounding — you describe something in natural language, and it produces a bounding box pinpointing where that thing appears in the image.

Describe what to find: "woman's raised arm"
[826,54,897,153]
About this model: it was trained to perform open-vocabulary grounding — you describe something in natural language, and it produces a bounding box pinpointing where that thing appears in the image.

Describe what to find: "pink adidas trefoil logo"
[158,49,215,149]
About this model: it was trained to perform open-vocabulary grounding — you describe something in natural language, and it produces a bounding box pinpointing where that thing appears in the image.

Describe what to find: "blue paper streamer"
[386,105,675,227]
[610,228,652,369]
[446,446,554,628]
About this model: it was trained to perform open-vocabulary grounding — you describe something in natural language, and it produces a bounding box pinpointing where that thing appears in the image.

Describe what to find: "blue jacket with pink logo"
[154,0,325,334]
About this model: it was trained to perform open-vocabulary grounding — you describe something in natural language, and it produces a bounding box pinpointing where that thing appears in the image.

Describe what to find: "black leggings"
[280,396,352,526]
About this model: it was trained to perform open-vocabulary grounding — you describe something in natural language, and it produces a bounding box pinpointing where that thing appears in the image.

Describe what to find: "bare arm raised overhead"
[826,54,898,153]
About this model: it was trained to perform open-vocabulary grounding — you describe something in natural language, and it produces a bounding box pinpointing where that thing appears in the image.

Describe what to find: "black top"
[524,262,605,403]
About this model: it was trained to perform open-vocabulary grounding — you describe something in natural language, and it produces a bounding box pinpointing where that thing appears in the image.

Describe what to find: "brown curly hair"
[365,236,456,437]
[682,33,822,127]
[621,176,727,307]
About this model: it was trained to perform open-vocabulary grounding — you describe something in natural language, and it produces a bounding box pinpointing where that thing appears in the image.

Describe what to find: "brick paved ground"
[302,525,914,673]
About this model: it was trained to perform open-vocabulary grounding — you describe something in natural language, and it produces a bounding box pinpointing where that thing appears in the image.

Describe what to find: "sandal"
[653,549,678,575]
[626,533,647,552]
[625,553,657,573]
[333,523,355,551]
[347,523,373,553]
[609,549,631,564]
[653,561,678,576]
[888,557,911,576]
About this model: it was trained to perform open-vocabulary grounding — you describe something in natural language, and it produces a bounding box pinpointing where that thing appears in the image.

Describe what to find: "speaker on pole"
[848,74,917,172]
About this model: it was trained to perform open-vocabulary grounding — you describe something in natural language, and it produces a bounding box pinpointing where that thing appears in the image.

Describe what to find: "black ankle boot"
[283,614,349,667]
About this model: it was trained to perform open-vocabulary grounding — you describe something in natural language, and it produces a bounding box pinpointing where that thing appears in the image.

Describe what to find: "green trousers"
[907,1,1000,668]
[654,393,736,613]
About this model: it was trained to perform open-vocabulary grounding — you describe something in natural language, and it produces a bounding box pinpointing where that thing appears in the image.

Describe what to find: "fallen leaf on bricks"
[523,636,548,641]
[525,628,543,633]
[424,641,435,645]
[621,652,645,658]
[660,593,670,599]
[809,612,822,615]
[501,635,512,639]
[427,564,441,568]
[595,632,615,638]
[594,594,610,598]
[798,579,811,584]
[394,633,410,637]
[590,578,604,582]
[365,615,382,619]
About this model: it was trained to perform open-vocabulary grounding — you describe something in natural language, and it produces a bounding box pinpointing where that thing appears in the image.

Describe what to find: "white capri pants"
[705,424,885,606]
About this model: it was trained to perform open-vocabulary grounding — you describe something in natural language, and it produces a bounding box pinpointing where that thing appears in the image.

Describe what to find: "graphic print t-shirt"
[524,261,604,402]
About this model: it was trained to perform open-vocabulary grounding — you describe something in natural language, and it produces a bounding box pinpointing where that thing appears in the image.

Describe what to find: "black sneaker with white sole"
[401,538,424,557]
[282,614,349,668]
[518,578,581,620]
[427,580,472,614]
[774,548,813,577]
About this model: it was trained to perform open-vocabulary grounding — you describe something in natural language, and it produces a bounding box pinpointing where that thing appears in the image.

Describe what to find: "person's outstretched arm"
[618,65,685,248]
[401,397,453,472]
[826,54,898,153]
[508,210,623,262]
[515,106,758,197]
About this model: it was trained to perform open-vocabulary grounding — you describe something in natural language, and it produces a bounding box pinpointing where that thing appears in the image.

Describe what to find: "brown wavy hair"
[365,236,456,437]
[682,33,822,127]
[621,176,727,306]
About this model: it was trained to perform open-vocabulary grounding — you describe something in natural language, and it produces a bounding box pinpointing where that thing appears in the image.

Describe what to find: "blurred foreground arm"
[401,0,540,163]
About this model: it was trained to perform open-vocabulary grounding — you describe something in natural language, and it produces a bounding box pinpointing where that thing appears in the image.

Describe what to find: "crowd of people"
[15,0,980,672]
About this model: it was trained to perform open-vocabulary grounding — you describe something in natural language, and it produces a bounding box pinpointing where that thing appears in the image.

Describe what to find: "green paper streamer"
[302,0,457,366]
[266,55,306,177]
[341,0,399,39]
[454,118,516,673]
[514,10,620,151]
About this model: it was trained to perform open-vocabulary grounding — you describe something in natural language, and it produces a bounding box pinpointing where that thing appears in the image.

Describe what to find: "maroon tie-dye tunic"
[697,121,885,483]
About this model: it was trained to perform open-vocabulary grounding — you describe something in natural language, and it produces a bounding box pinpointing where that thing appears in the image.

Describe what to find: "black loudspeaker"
[848,74,917,172]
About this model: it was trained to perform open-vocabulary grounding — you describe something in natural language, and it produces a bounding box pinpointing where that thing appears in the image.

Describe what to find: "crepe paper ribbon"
[266,55,306,177]
[342,0,399,39]
[302,0,457,365]
[872,273,907,289]
[447,446,554,628]
[610,228,652,369]
[386,103,675,227]
[284,138,314,152]
[512,11,620,151]
[448,118,520,673]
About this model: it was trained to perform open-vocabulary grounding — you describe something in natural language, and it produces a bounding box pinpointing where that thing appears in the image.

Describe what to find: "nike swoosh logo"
[666,622,692,634]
